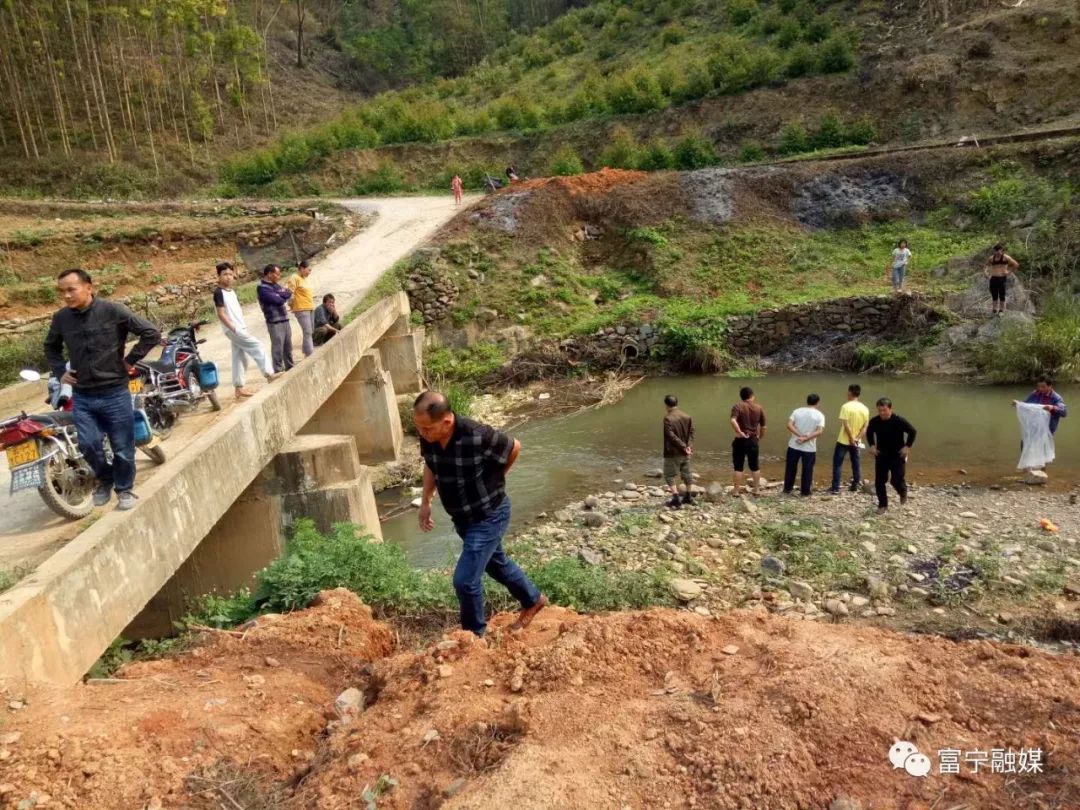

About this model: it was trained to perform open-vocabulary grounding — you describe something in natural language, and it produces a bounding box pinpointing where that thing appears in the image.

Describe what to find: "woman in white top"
[887,239,913,292]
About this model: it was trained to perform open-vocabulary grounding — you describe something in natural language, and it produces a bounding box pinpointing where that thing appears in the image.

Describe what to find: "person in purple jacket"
[257,264,294,373]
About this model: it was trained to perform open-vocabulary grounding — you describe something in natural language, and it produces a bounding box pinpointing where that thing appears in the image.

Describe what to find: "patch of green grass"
[0,565,31,594]
[755,520,861,587]
[974,291,1080,382]
[426,343,506,384]
[234,280,260,305]
[0,329,48,387]
[183,520,672,629]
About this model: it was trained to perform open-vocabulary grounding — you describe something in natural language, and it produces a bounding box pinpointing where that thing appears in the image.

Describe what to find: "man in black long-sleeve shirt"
[44,269,161,510]
[866,397,917,515]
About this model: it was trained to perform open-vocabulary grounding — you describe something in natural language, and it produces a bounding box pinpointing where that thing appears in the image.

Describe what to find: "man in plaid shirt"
[414,391,547,637]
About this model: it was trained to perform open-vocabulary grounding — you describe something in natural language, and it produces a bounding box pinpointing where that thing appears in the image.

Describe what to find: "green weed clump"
[975,293,1080,382]
[184,520,672,628]
[546,144,585,176]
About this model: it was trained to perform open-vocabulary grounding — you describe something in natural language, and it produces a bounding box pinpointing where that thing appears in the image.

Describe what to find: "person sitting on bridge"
[44,269,161,511]
[313,294,341,346]
[414,391,547,638]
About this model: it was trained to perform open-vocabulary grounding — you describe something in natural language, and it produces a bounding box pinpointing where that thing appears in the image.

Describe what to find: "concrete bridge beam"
[376,320,424,396]
[300,350,404,464]
[127,434,381,638]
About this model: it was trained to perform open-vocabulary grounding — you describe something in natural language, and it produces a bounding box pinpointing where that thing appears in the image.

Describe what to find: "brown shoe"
[235,387,255,398]
[509,594,548,632]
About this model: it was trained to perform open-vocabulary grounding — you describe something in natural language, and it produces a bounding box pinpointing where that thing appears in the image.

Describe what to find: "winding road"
[0,195,473,572]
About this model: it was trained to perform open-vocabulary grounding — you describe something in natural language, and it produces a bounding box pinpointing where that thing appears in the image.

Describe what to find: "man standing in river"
[662,394,695,509]
[730,386,766,497]
[828,383,870,494]
[866,398,917,516]
[414,391,547,637]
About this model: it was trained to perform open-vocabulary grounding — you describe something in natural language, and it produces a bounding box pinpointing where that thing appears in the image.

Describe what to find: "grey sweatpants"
[268,320,294,372]
[224,328,274,388]
[294,310,315,357]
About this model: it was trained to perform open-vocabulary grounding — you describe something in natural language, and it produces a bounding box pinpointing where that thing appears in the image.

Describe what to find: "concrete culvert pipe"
[621,340,641,360]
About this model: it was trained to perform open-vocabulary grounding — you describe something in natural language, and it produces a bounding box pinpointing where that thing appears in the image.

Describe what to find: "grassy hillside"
[220,0,1080,198]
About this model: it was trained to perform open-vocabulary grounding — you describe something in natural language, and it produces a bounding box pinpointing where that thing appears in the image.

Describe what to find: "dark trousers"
[783,447,816,496]
[267,320,294,372]
[874,454,907,508]
[452,497,541,636]
[830,442,862,492]
[72,384,136,493]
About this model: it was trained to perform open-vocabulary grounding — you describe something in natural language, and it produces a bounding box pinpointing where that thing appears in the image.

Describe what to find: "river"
[380,373,1079,567]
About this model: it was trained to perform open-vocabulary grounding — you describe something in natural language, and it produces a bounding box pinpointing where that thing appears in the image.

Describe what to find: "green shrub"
[785,42,817,77]
[967,176,1061,226]
[598,128,642,169]
[0,330,48,387]
[547,144,584,176]
[605,70,666,115]
[671,61,713,103]
[775,19,803,49]
[352,164,406,195]
[738,141,766,162]
[673,134,717,169]
[425,343,506,383]
[777,122,810,154]
[726,0,757,26]
[811,113,846,149]
[636,140,675,171]
[660,24,685,45]
[760,8,785,35]
[817,35,855,72]
[844,118,877,145]
[803,18,832,43]
[975,293,1080,382]
[222,150,278,187]
[851,342,914,372]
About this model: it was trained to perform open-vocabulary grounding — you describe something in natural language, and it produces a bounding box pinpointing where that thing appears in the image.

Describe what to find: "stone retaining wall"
[725,294,939,355]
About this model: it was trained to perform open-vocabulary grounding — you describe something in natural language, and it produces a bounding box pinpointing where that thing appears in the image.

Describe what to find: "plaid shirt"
[420,415,514,524]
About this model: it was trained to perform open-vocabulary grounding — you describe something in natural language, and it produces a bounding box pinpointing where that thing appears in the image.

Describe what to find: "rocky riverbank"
[518,474,1080,646]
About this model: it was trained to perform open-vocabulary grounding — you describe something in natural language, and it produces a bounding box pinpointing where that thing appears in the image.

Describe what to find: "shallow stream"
[380,374,1078,566]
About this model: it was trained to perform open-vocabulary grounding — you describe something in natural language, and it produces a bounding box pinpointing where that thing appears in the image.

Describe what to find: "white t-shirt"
[213,287,246,332]
[788,407,826,452]
[892,247,912,269]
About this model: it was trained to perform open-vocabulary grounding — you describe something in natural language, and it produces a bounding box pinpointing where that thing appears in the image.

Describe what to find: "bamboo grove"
[0,0,274,172]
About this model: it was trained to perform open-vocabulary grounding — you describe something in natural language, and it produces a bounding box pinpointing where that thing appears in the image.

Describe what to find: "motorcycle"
[135,320,221,429]
[1,370,95,519]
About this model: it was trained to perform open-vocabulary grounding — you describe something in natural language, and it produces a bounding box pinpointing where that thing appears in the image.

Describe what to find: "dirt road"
[0,195,472,573]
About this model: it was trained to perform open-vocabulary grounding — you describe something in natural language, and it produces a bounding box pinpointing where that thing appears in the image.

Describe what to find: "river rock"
[733,498,758,515]
[760,556,785,577]
[1063,580,1080,597]
[865,576,890,600]
[583,513,606,528]
[824,599,849,617]
[705,537,726,549]
[859,540,877,554]
[578,548,603,567]
[669,579,703,602]
[583,495,599,509]
[554,510,572,523]
[645,468,663,478]
[788,581,814,601]
[334,688,365,721]
[1023,469,1048,485]
[704,482,725,503]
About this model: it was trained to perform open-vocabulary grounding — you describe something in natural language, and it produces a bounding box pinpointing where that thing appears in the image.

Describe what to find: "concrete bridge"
[0,292,423,685]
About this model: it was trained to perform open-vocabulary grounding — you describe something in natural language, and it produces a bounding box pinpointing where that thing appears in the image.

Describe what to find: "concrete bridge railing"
[0,292,423,685]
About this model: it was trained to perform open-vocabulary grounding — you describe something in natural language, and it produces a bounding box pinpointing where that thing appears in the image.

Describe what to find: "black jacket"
[44,298,161,392]
[866,414,917,457]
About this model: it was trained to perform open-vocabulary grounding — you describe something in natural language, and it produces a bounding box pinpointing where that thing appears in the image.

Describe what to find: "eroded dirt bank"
[1,589,1078,810]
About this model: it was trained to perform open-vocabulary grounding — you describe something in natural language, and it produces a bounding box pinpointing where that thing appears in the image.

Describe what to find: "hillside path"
[0,195,474,572]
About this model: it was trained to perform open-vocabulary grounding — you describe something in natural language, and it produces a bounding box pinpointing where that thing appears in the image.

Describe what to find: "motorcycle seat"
[139,359,176,374]
[29,411,75,426]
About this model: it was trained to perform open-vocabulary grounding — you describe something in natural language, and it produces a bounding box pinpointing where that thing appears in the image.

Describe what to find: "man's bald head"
[414,390,451,419]
[413,391,455,444]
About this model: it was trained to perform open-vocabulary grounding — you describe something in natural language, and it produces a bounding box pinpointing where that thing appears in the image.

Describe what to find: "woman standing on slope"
[984,243,1019,316]
[886,239,913,292]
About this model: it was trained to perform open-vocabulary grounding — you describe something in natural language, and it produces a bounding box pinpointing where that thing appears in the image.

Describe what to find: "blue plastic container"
[197,361,219,390]
[133,409,152,445]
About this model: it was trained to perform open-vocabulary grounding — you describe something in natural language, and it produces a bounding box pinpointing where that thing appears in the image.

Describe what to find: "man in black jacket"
[866,397,917,515]
[44,269,161,510]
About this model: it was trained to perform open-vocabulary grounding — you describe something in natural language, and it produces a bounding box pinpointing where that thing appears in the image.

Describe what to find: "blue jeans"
[452,497,541,636]
[72,384,136,493]
[830,442,862,492]
[783,447,816,496]
[892,265,906,289]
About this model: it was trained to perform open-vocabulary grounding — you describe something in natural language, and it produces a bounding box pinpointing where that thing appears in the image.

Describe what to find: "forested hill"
[0,0,578,197]
[0,0,1076,199]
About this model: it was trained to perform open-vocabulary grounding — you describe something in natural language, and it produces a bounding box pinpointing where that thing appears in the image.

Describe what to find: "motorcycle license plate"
[128,378,144,394]
[6,442,39,467]
[10,461,45,493]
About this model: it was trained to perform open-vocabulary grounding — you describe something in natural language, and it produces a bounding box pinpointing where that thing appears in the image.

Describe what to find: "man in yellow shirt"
[828,383,870,494]
[285,259,316,357]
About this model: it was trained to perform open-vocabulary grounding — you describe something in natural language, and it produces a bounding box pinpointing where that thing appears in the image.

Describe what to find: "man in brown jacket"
[663,394,695,509]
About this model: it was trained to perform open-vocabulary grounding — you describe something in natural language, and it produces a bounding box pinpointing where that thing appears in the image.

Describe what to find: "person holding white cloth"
[213,262,277,399]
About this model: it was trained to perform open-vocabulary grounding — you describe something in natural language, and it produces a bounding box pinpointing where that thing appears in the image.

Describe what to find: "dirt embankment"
[2,588,1078,810]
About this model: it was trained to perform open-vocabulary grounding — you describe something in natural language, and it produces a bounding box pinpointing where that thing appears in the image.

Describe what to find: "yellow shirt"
[837,400,869,446]
[286,273,314,312]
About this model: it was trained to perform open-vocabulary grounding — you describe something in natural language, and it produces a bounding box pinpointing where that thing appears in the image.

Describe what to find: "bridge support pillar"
[376,315,424,395]
[125,435,381,638]
[300,349,403,463]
